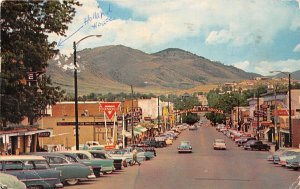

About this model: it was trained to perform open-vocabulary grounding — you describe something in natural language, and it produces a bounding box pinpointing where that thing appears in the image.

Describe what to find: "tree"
[1,0,80,126]
[182,113,199,125]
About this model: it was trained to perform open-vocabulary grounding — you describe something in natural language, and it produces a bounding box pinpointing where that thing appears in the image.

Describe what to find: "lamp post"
[74,35,102,150]
[270,71,292,147]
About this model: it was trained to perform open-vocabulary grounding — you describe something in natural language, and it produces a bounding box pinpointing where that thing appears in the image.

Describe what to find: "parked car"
[178,141,192,153]
[237,137,256,147]
[88,150,125,170]
[213,139,226,150]
[244,140,270,151]
[267,148,290,163]
[58,151,102,177]
[107,149,145,163]
[216,124,225,131]
[0,172,26,189]
[28,152,95,185]
[286,154,300,170]
[278,149,300,166]
[0,155,63,189]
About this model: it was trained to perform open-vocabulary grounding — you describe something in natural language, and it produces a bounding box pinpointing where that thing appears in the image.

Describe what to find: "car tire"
[293,167,299,171]
[66,179,79,186]
[94,169,101,177]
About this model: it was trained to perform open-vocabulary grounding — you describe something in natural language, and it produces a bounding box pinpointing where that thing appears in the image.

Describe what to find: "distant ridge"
[47,45,261,95]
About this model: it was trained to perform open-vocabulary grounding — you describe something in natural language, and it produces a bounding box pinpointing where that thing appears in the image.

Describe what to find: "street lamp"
[74,35,102,150]
[270,71,292,147]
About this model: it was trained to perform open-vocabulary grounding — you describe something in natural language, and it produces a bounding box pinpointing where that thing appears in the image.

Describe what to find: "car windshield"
[181,141,190,146]
[215,139,225,143]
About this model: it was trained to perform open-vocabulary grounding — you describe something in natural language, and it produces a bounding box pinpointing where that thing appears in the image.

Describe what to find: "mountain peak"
[153,48,205,60]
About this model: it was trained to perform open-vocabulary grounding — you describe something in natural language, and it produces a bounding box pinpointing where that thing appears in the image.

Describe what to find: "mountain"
[47,45,260,95]
[272,70,300,81]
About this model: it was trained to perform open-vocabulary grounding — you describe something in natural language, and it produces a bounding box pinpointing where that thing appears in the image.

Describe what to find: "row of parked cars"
[267,148,300,171]
[0,124,189,189]
[216,124,271,151]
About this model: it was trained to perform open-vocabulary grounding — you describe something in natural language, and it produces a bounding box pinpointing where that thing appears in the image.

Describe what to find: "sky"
[50,0,300,76]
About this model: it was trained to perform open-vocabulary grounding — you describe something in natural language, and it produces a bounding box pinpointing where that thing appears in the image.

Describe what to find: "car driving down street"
[178,141,192,153]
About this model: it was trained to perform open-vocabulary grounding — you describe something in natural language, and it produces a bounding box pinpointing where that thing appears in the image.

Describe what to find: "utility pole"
[131,85,134,144]
[73,41,79,150]
[158,96,160,133]
[257,91,260,141]
[288,73,292,147]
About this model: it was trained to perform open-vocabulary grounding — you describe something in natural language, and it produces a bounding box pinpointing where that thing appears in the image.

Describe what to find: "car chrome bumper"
[54,183,64,188]
[88,174,96,179]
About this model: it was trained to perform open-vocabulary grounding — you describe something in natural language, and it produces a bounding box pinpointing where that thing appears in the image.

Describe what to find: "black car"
[142,140,166,148]
[244,140,270,151]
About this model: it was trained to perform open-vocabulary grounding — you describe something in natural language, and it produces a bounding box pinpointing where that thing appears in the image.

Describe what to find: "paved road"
[66,126,300,189]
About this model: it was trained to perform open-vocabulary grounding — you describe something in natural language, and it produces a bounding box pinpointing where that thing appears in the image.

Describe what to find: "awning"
[280,129,290,134]
[135,126,147,132]
[122,130,132,138]
[133,128,142,135]
[27,129,53,137]
[0,129,53,138]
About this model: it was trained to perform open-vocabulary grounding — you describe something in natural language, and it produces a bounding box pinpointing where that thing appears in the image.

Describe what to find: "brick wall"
[292,119,300,148]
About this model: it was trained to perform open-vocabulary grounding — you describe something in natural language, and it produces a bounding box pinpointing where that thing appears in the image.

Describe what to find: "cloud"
[111,0,297,46]
[49,0,300,57]
[233,59,300,76]
[294,44,300,52]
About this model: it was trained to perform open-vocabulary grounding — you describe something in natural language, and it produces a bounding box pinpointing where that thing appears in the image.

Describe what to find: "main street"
[67,126,299,189]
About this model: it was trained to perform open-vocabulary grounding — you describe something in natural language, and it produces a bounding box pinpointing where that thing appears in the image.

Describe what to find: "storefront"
[0,127,52,155]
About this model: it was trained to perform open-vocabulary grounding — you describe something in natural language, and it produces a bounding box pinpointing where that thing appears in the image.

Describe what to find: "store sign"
[57,122,115,126]
[274,109,295,116]
[99,102,121,119]
[26,72,37,81]
[38,132,51,137]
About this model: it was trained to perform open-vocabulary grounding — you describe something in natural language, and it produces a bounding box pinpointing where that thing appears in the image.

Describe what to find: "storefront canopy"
[135,125,147,132]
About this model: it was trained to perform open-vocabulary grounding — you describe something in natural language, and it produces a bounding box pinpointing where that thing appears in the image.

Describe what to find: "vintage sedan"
[89,150,125,170]
[107,149,145,164]
[0,155,63,189]
[29,152,95,185]
[278,150,300,166]
[59,150,114,175]
[0,172,26,189]
[213,139,226,150]
[178,141,192,153]
[286,154,300,170]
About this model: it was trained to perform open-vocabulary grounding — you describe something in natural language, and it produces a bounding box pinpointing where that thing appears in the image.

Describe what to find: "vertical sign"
[99,102,121,145]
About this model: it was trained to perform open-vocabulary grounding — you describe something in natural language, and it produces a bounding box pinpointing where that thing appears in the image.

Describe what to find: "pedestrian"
[132,146,141,166]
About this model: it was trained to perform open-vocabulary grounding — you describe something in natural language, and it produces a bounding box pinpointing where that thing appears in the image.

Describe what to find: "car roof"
[0,155,45,161]
[215,139,225,142]
[60,150,91,154]
[27,152,68,158]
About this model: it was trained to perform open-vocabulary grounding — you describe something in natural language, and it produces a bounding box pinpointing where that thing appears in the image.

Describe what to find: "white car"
[213,139,226,150]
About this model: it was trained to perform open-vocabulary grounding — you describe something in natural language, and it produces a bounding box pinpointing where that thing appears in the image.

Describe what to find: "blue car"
[0,155,63,189]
